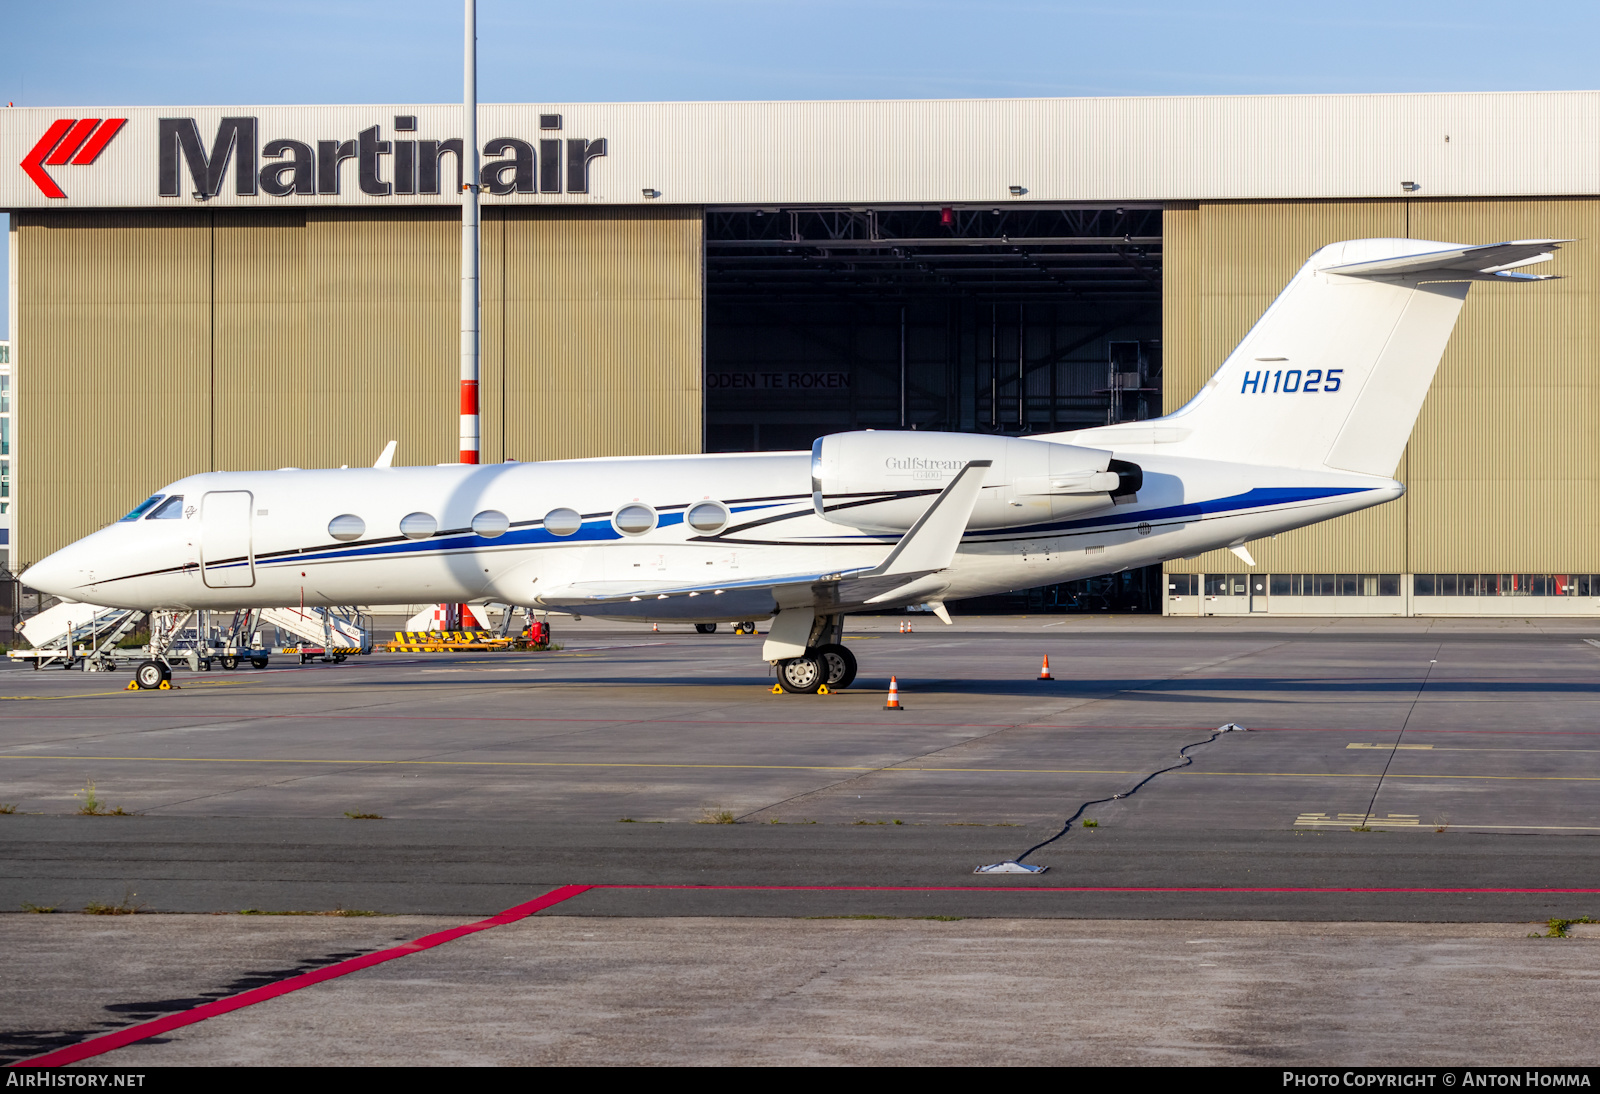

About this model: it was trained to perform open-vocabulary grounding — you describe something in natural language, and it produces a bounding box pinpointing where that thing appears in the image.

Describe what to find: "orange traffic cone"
[884,676,903,711]
[1038,655,1053,681]
[652,623,659,632]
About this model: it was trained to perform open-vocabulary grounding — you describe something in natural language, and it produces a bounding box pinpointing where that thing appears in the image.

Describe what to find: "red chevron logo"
[21,117,127,198]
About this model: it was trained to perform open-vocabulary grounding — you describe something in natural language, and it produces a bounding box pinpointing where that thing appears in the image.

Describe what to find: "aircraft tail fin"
[1064,238,1567,475]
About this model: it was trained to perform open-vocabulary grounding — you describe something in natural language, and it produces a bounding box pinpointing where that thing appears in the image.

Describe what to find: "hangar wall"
[13,205,702,564]
[1163,197,1600,579]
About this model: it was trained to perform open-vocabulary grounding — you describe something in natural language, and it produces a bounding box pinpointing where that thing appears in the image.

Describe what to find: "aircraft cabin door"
[200,491,255,588]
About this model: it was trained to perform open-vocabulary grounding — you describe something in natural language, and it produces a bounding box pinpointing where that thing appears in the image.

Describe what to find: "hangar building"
[3,93,1598,616]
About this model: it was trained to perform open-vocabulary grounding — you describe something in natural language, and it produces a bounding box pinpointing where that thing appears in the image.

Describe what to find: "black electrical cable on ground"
[1012,726,1239,865]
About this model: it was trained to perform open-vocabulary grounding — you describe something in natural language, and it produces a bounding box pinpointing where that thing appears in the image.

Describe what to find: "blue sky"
[5,0,1599,337]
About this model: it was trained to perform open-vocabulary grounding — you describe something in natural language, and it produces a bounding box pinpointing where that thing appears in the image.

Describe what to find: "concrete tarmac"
[6,915,1598,1067]
[4,614,1600,1064]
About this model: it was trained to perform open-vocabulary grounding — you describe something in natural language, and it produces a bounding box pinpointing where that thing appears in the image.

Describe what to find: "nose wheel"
[133,660,171,690]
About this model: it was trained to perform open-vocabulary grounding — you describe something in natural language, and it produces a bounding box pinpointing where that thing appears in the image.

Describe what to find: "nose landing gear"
[133,660,171,690]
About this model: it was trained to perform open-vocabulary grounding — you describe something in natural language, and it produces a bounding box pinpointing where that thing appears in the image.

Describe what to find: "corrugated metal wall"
[15,206,703,563]
[497,206,704,461]
[15,211,213,563]
[1164,198,1598,576]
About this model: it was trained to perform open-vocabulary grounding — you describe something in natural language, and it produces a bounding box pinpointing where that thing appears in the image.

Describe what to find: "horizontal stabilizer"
[1323,239,1570,282]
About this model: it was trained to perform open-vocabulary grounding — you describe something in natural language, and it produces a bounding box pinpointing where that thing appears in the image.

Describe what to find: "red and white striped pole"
[458,0,480,465]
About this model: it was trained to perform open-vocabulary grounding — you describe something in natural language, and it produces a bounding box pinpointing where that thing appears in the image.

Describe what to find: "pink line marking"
[11,884,592,1068]
[595,884,1600,894]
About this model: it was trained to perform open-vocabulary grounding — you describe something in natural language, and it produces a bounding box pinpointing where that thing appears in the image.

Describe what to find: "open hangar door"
[703,204,1163,612]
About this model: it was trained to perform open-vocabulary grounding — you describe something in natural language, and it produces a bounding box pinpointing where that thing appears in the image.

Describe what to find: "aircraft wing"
[535,566,940,616]
[1323,239,1571,281]
[534,459,993,619]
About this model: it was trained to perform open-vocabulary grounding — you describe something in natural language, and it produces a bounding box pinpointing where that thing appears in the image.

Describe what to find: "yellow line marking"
[1,754,1598,782]
[0,680,246,701]
[1349,743,1600,754]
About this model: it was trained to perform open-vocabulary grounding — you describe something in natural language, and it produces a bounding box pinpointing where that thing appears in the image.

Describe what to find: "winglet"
[871,460,992,578]
[373,441,397,468]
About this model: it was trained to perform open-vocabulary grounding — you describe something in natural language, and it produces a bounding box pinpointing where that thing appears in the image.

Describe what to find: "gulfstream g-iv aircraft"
[22,237,1565,692]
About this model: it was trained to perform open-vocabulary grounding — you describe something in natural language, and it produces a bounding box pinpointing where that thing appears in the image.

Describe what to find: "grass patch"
[74,780,129,816]
[84,887,144,915]
[239,907,380,917]
[698,809,736,824]
[21,902,57,914]
[1535,916,1596,938]
[853,819,905,825]
[0,803,17,814]
[343,811,383,820]
[618,817,636,823]
[1082,819,1099,828]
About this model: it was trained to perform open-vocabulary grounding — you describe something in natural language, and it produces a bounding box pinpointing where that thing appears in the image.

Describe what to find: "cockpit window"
[146,495,185,520]
[119,495,165,522]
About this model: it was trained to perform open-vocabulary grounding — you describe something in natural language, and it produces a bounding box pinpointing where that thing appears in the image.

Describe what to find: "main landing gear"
[774,616,858,694]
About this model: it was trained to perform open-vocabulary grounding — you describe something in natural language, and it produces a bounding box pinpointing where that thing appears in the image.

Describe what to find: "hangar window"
[543,508,582,536]
[472,510,510,538]
[147,495,185,520]
[613,504,657,536]
[1166,575,1198,596]
[120,495,166,522]
[328,514,365,542]
[1414,574,1593,596]
[1268,574,1400,596]
[686,501,729,534]
[399,512,438,540]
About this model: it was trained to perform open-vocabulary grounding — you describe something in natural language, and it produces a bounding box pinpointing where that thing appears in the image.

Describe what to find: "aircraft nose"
[20,546,91,598]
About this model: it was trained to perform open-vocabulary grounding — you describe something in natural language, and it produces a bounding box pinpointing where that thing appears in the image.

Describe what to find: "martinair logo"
[20,118,127,198]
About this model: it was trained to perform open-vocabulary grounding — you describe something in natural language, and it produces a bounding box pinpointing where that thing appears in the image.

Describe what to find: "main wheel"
[776,655,825,694]
[695,623,717,635]
[814,643,858,689]
[250,656,269,669]
[134,660,165,690]
[220,655,239,670]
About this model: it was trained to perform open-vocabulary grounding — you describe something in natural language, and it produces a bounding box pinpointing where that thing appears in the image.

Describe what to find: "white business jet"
[22,236,1564,691]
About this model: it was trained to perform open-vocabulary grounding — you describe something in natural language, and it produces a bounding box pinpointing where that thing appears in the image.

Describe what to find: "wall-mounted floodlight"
[642,188,661,198]
[1401,181,1421,192]
[1008,185,1026,196]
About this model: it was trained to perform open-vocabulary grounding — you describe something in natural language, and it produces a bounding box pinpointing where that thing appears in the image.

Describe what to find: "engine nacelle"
[810,431,1136,532]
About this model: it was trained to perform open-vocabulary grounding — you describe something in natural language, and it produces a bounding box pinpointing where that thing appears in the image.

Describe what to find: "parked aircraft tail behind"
[1060,237,1568,475]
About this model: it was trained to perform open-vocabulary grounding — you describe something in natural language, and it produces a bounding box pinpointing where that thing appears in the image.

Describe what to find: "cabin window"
[686,501,729,534]
[328,514,365,542]
[120,495,165,522]
[613,504,656,536]
[147,495,185,520]
[399,512,438,540]
[543,508,582,536]
[472,510,510,538]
